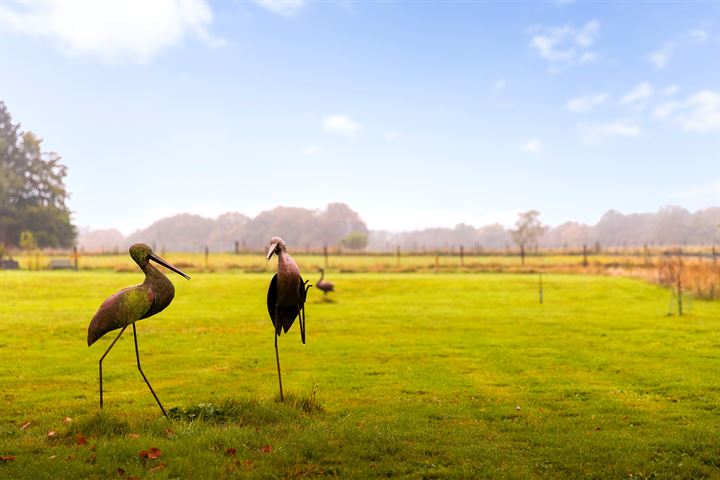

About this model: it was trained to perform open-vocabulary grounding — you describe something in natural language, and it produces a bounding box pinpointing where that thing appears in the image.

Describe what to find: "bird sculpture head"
[266,237,287,260]
[129,243,191,279]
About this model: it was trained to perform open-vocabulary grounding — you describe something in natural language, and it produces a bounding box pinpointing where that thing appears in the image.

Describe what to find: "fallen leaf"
[47,431,58,439]
[225,447,236,457]
[139,450,149,459]
[117,467,126,476]
[260,445,273,454]
[20,421,31,430]
[147,447,162,460]
[149,463,166,473]
[127,433,140,440]
[62,417,73,425]
[242,459,254,470]
[49,455,57,460]
[0,456,17,462]
[162,428,174,438]
[595,426,602,431]
[75,434,87,445]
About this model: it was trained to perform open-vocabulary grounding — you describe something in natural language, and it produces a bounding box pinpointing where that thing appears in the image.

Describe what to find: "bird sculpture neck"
[319,269,325,281]
[137,260,173,292]
[140,261,164,280]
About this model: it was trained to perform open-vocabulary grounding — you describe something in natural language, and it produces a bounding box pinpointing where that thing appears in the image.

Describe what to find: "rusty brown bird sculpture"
[87,243,190,415]
[266,237,311,401]
[316,268,334,297]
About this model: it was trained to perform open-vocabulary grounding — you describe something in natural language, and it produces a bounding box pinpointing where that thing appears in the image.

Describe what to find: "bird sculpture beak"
[266,241,278,260]
[149,253,191,279]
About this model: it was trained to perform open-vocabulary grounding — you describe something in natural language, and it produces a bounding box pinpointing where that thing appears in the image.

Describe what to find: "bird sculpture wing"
[267,274,305,336]
[87,286,154,346]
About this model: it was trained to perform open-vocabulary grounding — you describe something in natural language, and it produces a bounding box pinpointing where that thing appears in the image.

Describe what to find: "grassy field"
[1,271,719,478]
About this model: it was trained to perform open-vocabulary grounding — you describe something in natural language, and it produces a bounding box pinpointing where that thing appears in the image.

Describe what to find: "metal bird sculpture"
[316,268,334,297]
[266,237,311,401]
[87,243,190,415]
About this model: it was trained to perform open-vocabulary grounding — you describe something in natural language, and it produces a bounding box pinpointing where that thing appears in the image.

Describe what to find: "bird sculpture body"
[266,237,311,400]
[316,268,334,296]
[87,243,190,415]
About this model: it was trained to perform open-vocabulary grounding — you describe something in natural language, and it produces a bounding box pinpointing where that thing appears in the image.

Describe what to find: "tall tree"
[0,102,75,248]
[510,210,546,265]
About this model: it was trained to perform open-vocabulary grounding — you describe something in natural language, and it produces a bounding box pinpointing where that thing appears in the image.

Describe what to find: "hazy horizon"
[76,202,717,238]
[2,1,718,235]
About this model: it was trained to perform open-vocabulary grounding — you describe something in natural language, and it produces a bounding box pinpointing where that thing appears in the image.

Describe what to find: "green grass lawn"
[1,271,718,479]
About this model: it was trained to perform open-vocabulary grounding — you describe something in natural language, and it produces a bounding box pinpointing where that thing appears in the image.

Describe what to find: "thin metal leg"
[98,326,127,409]
[274,331,284,401]
[299,305,306,344]
[133,323,166,416]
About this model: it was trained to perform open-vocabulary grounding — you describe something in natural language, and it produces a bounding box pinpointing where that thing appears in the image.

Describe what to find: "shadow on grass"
[168,391,324,425]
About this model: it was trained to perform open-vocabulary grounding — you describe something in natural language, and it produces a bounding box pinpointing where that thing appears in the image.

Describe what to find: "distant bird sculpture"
[87,243,190,415]
[266,237,311,401]
[316,268,334,297]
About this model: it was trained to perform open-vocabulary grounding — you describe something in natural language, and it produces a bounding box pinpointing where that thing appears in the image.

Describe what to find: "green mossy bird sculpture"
[87,243,190,415]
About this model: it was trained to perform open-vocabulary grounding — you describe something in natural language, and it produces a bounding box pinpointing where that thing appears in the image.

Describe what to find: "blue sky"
[1,0,718,233]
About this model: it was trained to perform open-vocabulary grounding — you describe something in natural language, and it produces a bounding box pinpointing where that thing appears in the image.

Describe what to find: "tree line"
[78,204,719,254]
[0,102,75,250]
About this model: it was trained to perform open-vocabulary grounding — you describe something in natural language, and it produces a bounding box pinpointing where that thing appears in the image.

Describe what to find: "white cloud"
[688,29,709,43]
[649,48,671,69]
[384,131,401,142]
[654,90,720,133]
[529,20,600,70]
[251,0,305,17]
[566,93,609,113]
[323,115,362,136]
[621,82,654,105]
[580,122,641,142]
[0,0,223,63]
[662,85,679,96]
[648,28,709,69]
[521,139,543,154]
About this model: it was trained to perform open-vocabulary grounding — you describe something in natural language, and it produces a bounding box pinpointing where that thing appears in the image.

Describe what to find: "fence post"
[323,244,328,269]
[582,244,588,267]
[460,245,464,267]
[677,274,683,316]
[204,246,209,270]
[234,241,240,254]
[520,244,525,266]
[73,245,79,271]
